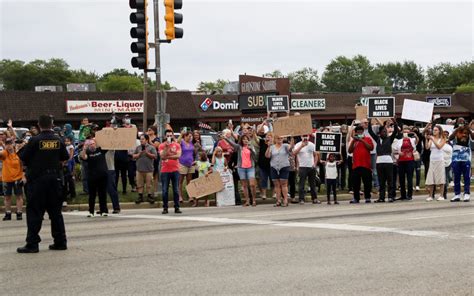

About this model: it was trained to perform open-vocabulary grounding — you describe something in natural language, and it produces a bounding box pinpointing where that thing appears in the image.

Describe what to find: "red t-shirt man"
[352,135,374,170]
[348,125,374,203]
[159,140,181,173]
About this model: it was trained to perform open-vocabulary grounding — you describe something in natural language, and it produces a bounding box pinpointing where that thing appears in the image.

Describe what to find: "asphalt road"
[1,197,473,296]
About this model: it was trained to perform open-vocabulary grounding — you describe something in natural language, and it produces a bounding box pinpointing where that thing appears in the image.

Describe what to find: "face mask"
[124,119,131,125]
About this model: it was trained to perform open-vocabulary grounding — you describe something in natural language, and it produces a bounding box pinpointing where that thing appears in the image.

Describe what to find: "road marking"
[353,212,474,224]
[64,212,474,239]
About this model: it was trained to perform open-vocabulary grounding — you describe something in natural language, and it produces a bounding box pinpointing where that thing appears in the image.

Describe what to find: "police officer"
[17,115,69,253]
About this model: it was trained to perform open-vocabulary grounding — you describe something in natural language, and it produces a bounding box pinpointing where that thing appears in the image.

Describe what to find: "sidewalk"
[2,185,472,213]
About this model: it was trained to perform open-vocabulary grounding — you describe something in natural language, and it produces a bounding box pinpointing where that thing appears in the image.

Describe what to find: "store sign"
[241,117,266,123]
[267,95,289,113]
[291,98,326,110]
[426,96,451,107]
[238,93,275,113]
[66,100,143,113]
[367,97,395,118]
[200,97,239,112]
[239,75,290,95]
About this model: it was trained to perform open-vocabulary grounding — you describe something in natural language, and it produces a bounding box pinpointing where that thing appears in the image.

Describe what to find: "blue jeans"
[107,170,120,210]
[452,161,471,195]
[81,160,88,193]
[161,171,180,209]
[371,154,379,188]
[414,160,422,187]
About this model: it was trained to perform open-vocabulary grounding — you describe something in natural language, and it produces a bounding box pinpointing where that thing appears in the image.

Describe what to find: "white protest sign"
[401,99,434,123]
[216,171,236,207]
[438,124,454,135]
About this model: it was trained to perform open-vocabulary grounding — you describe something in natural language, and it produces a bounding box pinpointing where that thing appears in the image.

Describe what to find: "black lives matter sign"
[368,97,395,118]
[315,132,342,153]
[267,95,290,113]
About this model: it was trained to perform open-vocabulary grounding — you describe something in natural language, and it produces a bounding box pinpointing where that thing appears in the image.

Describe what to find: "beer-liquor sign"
[66,100,143,113]
[426,96,451,107]
[267,95,289,113]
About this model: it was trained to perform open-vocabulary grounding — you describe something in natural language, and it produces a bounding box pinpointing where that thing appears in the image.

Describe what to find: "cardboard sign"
[186,172,224,199]
[355,105,368,120]
[272,113,313,137]
[95,127,138,150]
[367,97,395,118]
[216,171,236,207]
[267,95,290,113]
[315,132,342,153]
[401,99,434,123]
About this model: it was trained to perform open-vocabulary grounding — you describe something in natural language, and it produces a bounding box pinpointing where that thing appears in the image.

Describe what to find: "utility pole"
[153,0,164,139]
[142,70,148,131]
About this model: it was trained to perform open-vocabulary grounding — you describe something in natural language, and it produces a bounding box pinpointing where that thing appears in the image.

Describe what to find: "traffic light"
[164,0,183,40]
[130,0,149,69]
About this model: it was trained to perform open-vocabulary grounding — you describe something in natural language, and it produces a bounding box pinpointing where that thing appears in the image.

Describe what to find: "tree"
[321,55,385,92]
[98,75,143,92]
[196,79,229,94]
[101,68,137,80]
[69,69,99,84]
[426,61,474,92]
[377,61,425,92]
[263,70,284,78]
[455,83,474,93]
[288,67,322,93]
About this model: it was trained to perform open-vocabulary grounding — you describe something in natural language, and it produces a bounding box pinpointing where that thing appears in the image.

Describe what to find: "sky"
[1,0,473,90]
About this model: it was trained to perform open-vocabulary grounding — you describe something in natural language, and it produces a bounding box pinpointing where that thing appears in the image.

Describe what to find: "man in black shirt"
[17,115,69,253]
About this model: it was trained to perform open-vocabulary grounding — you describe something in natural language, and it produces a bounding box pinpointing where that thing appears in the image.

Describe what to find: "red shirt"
[399,138,415,162]
[159,142,181,173]
[352,136,374,170]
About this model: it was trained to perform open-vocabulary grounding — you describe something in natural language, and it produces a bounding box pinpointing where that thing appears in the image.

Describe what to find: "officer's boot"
[16,212,23,220]
[147,194,155,204]
[135,193,144,204]
[2,212,12,221]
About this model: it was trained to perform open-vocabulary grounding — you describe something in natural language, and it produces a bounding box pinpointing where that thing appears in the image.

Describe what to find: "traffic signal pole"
[153,0,165,139]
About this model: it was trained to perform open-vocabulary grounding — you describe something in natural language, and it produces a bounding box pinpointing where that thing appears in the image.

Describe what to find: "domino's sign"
[200,98,239,111]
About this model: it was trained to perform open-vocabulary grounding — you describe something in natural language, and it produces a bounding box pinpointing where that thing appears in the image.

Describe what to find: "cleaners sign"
[267,95,290,113]
[290,98,326,110]
[66,100,144,113]
[315,132,342,153]
[367,97,395,118]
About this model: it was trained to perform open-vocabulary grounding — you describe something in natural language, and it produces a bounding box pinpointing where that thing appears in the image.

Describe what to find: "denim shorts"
[237,167,255,180]
[270,166,290,180]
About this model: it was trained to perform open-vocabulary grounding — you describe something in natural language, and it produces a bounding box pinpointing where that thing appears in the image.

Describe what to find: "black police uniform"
[19,130,69,250]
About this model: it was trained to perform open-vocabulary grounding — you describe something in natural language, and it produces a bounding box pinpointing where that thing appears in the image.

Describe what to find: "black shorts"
[3,181,23,196]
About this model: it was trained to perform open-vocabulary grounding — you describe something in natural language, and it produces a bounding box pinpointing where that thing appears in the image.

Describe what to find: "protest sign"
[216,171,236,207]
[355,105,368,121]
[272,113,313,137]
[186,172,224,199]
[267,95,290,113]
[315,132,342,153]
[438,124,455,135]
[95,127,138,150]
[401,99,434,123]
[367,97,395,118]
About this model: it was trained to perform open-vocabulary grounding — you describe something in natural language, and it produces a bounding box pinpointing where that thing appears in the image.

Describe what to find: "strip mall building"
[0,75,472,131]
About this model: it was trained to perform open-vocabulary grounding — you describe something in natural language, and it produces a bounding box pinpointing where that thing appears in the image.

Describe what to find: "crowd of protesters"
[1,111,473,221]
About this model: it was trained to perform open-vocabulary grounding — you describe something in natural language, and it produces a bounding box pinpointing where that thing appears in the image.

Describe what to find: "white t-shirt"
[430,139,444,162]
[325,161,338,179]
[295,141,316,168]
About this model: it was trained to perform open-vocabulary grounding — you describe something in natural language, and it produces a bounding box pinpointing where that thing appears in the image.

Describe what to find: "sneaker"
[162,208,168,214]
[450,195,461,202]
[49,244,67,251]
[415,186,420,191]
[101,212,108,217]
[426,197,433,201]
[463,194,470,202]
[436,196,445,201]
[135,196,144,204]
[290,198,299,204]
[2,212,12,221]
[62,201,68,207]
[16,212,23,220]
[334,201,339,205]
[112,209,121,214]
[388,198,395,203]
[17,244,39,253]
[299,200,305,205]
[312,199,321,204]
[365,199,371,203]
[87,212,94,218]
[349,199,360,204]
[174,208,182,214]
[147,195,156,204]
[449,181,454,187]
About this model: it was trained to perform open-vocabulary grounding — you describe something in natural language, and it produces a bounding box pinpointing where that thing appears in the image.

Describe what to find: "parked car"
[0,127,29,139]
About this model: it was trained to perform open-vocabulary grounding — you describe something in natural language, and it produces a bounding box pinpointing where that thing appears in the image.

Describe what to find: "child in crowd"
[320,153,341,205]
[211,147,227,173]
[195,151,213,207]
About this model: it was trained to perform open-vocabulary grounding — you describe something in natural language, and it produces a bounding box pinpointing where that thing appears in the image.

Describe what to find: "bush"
[455,83,474,93]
